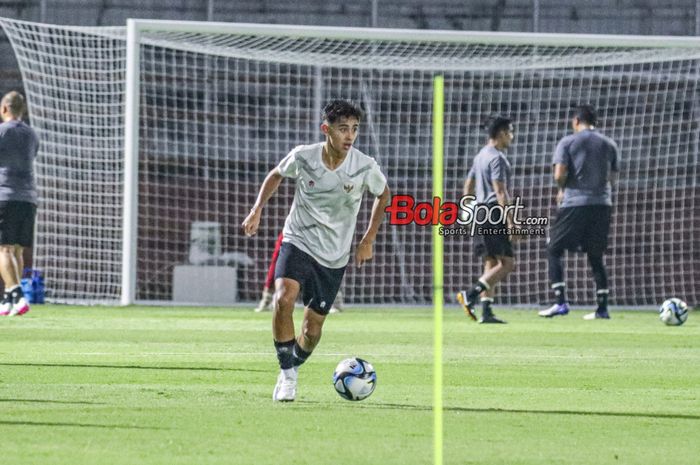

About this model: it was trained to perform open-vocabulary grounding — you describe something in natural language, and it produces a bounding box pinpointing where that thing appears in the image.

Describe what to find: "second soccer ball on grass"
[659,298,689,326]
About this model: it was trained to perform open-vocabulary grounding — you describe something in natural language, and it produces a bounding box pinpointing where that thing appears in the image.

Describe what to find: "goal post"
[0,16,698,307]
[122,19,141,306]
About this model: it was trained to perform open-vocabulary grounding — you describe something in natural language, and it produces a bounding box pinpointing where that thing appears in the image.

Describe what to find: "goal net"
[1,17,698,306]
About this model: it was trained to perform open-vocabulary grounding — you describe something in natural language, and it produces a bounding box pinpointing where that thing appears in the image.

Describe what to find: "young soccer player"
[242,99,390,401]
[538,104,619,320]
[0,92,38,317]
[457,116,518,324]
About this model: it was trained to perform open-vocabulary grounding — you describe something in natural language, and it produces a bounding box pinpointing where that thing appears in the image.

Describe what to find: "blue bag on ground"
[20,268,45,304]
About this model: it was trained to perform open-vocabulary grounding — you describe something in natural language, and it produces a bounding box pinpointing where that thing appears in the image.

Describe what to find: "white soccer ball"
[332,357,376,401]
[659,298,689,326]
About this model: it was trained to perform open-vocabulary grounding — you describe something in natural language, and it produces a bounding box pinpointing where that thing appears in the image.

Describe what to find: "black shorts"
[0,201,36,247]
[274,242,346,315]
[473,203,513,259]
[548,205,611,256]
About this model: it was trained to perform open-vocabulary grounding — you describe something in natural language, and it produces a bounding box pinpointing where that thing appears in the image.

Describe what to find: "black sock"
[2,291,11,303]
[274,339,295,370]
[596,289,609,312]
[292,341,312,367]
[552,283,566,305]
[468,280,490,301]
[481,297,494,317]
[10,286,24,302]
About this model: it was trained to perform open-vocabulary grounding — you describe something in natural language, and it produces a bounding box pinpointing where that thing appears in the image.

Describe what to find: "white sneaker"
[272,368,297,402]
[254,290,273,313]
[0,298,11,316]
[8,297,30,316]
[538,303,569,318]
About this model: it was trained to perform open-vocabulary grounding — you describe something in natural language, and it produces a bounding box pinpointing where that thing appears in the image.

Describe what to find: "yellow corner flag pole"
[432,74,444,465]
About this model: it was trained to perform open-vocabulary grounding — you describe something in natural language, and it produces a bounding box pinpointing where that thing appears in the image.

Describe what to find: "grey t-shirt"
[0,120,38,204]
[553,129,618,208]
[277,142,387,269]
[467,145,512,205]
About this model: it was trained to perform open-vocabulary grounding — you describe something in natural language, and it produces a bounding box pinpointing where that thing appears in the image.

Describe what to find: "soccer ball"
[659,298,689,326]
[332,357,376,401]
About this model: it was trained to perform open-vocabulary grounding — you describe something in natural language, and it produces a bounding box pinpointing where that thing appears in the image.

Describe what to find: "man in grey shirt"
[539,104,619,320]
[457,115,517,324]
[0,91,38,317]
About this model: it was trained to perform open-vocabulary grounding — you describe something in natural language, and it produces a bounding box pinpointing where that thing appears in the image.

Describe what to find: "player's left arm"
[464,177,475,196]
[492,179,513,225]
[355,185,391,267]
[464,165,476,196]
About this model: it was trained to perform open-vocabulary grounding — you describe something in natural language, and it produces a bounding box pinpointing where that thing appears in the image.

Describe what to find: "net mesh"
[0,18,697,306]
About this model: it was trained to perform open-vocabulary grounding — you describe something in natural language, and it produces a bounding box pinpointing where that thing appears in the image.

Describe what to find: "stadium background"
[0,0,697,306]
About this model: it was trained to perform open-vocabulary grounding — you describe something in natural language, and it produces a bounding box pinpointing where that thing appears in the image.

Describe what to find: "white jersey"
[277,142,387,268]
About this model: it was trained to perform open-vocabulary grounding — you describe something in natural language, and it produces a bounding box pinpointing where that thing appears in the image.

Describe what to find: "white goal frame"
[121,19,700,305]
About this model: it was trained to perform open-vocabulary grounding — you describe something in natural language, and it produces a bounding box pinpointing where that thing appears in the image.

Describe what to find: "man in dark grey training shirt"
[0,91,38,316]
[457,115,517,324]
[539,104,619,320]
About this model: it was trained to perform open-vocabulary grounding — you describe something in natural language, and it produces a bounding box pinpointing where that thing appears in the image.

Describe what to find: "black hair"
[572,104,597,126]
[322,99,363,124]
[483,115,512,139]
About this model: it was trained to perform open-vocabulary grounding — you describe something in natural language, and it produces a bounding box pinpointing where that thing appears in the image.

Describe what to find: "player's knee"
[274,288,295,312]
[0,245,14,255]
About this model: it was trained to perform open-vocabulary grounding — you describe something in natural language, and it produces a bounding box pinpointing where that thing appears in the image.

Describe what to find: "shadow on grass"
[319,402,700,421]
[0,420,166,430]
[443,406,700,421]
[0,398,104,405]
[293,401,433,411]
[0,362,266,373]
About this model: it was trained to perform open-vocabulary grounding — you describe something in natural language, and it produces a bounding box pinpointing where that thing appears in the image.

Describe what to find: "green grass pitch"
[1,305,698,465]
[0,306,433,465]
[443,308,700,465]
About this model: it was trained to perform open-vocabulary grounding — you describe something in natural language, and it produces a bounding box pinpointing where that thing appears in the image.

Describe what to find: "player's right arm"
[242,169,284,237]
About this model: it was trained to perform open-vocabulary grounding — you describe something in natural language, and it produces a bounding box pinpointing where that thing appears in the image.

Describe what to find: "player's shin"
[292,340,312,367]
[273,339,295,370]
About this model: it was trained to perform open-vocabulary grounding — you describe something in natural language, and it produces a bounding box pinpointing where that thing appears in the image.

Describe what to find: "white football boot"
[9,296,30,316]
[0,294,11,316]
[272,368,297,402]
